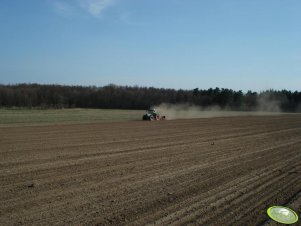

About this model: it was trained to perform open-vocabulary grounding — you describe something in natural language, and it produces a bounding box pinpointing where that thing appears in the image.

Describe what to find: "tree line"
[0,83,300,112]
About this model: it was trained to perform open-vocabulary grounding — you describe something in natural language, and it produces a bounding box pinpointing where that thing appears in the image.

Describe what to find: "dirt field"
[1,115,300,225]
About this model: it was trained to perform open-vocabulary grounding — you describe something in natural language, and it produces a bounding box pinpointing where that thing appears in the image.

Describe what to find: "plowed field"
[1,115,300,225]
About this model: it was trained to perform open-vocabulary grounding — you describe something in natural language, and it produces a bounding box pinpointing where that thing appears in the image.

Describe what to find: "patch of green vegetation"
[0,108,145,125]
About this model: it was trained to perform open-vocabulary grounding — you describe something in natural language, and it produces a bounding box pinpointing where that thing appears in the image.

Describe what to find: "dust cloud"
[256,92,282,112]
[155,102,283,120]
[155,103,229,119]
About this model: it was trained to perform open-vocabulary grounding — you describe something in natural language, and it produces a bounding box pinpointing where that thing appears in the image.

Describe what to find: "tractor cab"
[147,108,157,116]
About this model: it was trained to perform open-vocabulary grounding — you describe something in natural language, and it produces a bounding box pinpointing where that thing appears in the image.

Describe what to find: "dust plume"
[256,92,282,112]
[155,103,227,120]
[155,102,284,120]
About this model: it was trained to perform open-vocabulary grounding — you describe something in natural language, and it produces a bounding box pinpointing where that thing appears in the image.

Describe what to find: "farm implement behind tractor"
[142,107,166,121]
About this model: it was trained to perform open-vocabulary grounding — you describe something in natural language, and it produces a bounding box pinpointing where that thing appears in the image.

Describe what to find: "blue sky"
[0,0,300,91]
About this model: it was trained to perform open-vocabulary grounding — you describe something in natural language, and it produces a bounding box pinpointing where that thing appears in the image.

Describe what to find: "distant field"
[0,108,145,125]
[0,108,298,125]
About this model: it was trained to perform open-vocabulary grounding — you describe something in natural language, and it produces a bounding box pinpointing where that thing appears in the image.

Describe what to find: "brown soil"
[0,115,300,226]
